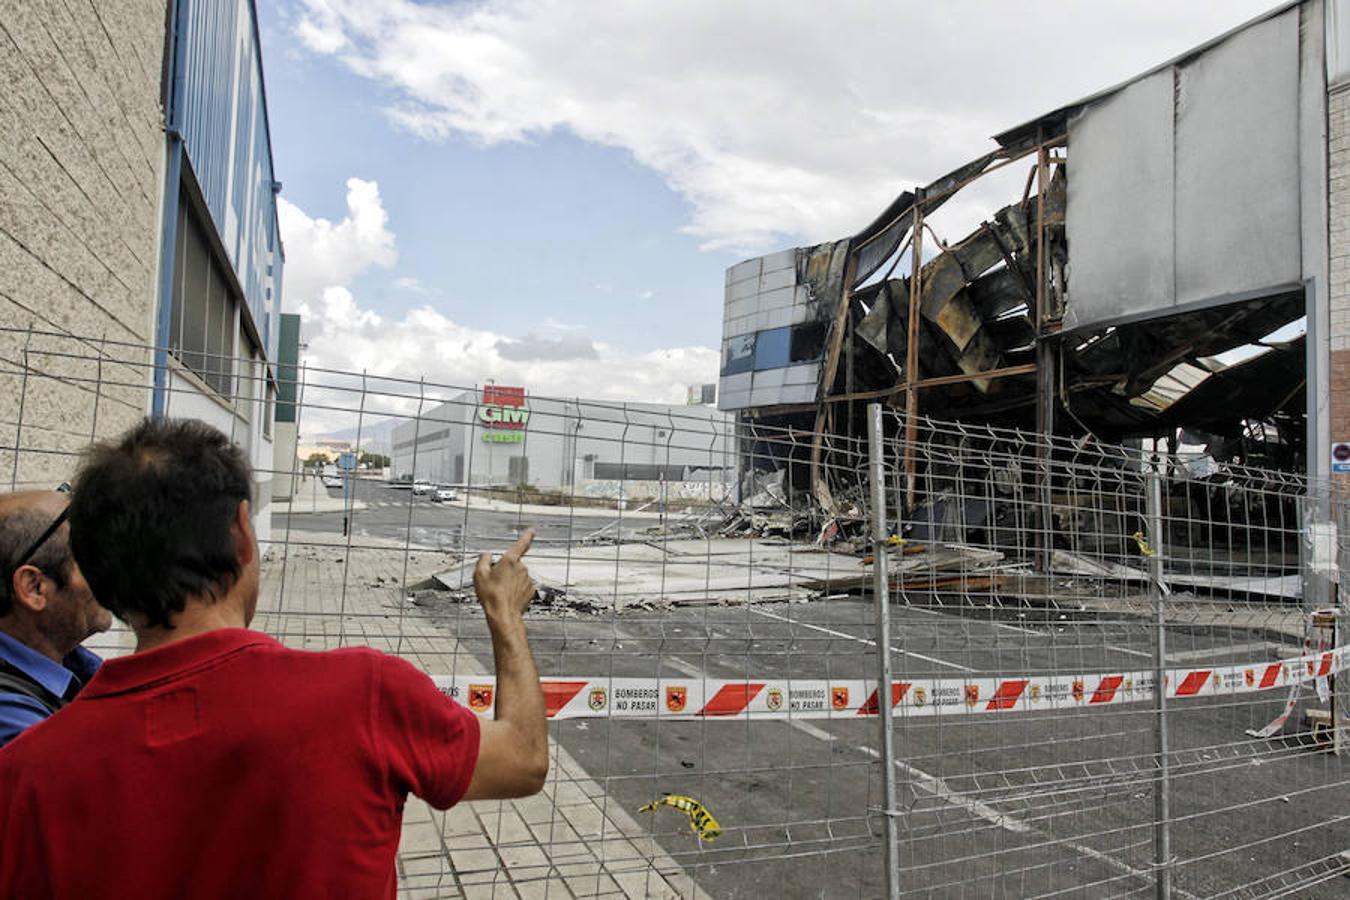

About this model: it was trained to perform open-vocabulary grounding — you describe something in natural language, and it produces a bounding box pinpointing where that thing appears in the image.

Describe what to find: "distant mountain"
[309,417,399,453]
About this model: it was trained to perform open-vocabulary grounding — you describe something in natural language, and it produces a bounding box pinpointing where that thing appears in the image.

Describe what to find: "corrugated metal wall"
[177,0,281,355]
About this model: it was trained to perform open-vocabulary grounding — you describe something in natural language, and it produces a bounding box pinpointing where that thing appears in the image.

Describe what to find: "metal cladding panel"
[1064,71,1175,330]
[274,313,300,423]
[178,0,281,353]
[1063,6,1308,332]
[1174,9,1302,305]
[717,372,752,412]
[1329,0,1350,85]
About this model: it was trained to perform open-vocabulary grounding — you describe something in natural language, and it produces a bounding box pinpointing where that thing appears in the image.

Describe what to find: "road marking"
[748,607,975,673]
[1105,644,1153,659]
[854,746,1200,899]
[664,656,705,678]
[1166,641,1285,663]
[903,604,1044,635]
[856,746,1030,834]
[787,719,837,743]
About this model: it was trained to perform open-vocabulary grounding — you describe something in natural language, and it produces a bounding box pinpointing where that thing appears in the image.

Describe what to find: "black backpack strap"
[0,667,64,717]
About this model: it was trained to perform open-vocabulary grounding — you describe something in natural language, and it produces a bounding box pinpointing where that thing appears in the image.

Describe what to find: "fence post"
[1147,464,1173,900]
[867,403,902,900]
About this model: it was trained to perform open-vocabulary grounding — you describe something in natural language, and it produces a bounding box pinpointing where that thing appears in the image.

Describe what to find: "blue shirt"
[0,630,101,747]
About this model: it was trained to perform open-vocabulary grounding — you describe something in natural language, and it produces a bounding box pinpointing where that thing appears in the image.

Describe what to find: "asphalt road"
[275,478,647,554]
[279,480,1350,899]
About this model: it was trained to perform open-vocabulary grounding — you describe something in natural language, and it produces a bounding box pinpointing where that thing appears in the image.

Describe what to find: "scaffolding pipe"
[868,403,902,900]
[1147,464,1173,900]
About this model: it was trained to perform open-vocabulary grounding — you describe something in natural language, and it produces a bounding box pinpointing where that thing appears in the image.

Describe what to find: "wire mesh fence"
[0,325,1347,899]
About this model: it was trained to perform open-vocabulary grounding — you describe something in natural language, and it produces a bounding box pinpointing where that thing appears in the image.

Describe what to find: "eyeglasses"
[12,483,72,574]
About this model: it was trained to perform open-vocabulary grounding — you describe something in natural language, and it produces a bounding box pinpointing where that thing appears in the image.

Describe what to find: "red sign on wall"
[483,385,526,408]
[479,385,529,442]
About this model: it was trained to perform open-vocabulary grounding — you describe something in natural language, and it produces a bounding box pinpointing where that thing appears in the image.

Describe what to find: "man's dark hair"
[0,508,72,617]
[69,418,253,629]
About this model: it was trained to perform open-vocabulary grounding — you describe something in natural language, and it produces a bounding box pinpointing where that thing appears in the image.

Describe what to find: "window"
[789,321,827,363]
[236,322,255,425]
[700,383,716,405]
[721,334,755,376]
[753,326,791,370]
[724,323,828,377]
[170,198,236,398]
[263,384,274,439]
[508,456,529,484]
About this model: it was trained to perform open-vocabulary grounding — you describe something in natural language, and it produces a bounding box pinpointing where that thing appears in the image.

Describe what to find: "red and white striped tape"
[431,645,1348,720]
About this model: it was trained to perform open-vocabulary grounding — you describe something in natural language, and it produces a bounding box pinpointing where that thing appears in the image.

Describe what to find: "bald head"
[0,490,72,614]
[0,489,68,521]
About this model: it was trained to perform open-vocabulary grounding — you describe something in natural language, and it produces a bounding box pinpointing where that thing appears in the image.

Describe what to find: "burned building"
[720,0,1350,512]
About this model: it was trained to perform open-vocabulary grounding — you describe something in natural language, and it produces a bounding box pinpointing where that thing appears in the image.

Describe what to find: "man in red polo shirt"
[0,419,548,898]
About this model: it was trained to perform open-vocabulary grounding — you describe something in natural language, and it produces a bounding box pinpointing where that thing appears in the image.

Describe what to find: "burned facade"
[721,0,1348,516]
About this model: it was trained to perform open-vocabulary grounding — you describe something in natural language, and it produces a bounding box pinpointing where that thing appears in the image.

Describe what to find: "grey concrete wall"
[1332,86,1350,354]
[271,421,299,501]
[1328,84,1350,476]
[392,392,733,490]
[0,0,168,487]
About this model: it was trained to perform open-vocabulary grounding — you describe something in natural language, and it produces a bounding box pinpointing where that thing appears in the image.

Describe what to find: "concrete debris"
[741,468,789,508]
[1050,549,1150,583]
[1050,549,1303,602]
[427,538,863,612]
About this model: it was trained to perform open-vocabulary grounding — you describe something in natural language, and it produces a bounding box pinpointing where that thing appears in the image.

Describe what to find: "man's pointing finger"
[501,528,536,564]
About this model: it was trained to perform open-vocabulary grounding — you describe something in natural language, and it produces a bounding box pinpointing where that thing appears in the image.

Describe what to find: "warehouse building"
[720,0,1350,504]
[391,387,733,499]
[0,0,284,541]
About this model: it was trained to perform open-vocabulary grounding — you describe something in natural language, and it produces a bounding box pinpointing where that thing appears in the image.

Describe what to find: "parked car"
[432,487,459,503]
[411,481,433,495]
[321,476,343,489]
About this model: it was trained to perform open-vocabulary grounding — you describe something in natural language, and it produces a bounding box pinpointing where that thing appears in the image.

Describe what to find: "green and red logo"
[479,385,529,443]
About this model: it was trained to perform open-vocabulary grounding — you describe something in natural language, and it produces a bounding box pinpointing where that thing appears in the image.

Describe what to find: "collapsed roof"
[748,1,1320,478]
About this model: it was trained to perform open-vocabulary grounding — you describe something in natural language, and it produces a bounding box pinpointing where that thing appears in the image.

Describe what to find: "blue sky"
[256,0,1281,411]
[257,8,734,348]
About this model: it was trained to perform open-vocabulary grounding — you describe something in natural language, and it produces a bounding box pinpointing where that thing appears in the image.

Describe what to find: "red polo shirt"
[0,629,480,899]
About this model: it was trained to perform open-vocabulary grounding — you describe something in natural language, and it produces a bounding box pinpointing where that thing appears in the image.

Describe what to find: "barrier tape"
[431,644,1348,721]
[1246,613,1335,738]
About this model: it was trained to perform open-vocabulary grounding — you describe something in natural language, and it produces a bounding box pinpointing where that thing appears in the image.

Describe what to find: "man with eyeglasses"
[0,486,113,746]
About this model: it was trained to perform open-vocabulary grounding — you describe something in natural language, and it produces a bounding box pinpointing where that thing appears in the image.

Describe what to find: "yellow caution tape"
[1132,531,1154,556]
[639,794,722,841]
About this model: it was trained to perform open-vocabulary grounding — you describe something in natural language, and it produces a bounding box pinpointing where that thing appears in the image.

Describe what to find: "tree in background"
[358,450,390,469]
[304,452,331,467]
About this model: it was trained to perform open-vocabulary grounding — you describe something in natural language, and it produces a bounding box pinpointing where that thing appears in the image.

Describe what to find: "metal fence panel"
[0,327,1346,899]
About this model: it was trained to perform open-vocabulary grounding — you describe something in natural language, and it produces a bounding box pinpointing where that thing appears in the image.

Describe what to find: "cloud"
[277,177,396,310]
[393,275,437,294]
[294,0,1275,253]
[295,291,717,434]
[495,332,599,362]
[280,179,718,434]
